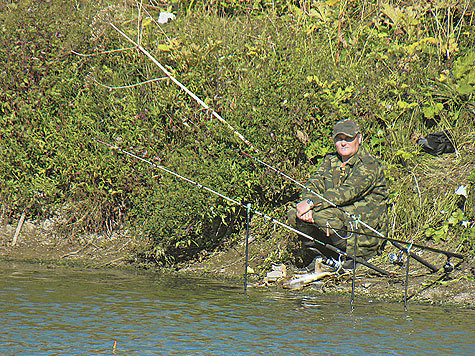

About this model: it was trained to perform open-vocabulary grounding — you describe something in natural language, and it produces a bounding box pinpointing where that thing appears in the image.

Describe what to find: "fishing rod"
[308,224,459,272]
[241,150,458,308]
[93,138,390,276]
[241,151,465,268]
[389,241,438,273]
[319,226,441,276]
[313,225,462,261]
[105,21,393,276]
[108,23,258,153]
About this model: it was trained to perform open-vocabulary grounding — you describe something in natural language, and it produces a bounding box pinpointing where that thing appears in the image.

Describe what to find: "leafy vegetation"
[1,0,474,266]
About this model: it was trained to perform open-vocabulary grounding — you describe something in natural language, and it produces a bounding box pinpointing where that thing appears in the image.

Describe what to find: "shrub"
[1,0,473,265]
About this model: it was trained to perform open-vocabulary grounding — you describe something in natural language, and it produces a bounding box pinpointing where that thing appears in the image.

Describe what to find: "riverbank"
[0,219,136,269]
[1,220,473,308]
[178,229,475,308]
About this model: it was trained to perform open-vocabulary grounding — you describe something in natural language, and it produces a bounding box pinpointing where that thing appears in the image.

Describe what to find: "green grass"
[0,1,474,265]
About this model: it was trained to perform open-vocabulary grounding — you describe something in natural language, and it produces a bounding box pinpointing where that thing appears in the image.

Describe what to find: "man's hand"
[296,199,315,223]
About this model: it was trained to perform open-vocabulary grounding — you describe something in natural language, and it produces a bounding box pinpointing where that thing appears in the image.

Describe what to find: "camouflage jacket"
[302,148,389,256]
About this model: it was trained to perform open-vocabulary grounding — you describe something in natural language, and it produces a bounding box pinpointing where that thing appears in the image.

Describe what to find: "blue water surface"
[0,261,473,355]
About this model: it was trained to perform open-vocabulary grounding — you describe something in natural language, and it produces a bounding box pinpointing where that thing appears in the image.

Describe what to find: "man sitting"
[289,118,388,269]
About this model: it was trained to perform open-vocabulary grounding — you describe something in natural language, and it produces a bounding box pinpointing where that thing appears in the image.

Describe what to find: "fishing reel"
[322,257,343,270]
[306,251,344,271]
[443,258,454,274]
[389,251,405,266]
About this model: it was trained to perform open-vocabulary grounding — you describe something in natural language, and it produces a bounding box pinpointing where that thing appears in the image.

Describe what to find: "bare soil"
[1,219,474,308]
[0,220,137,268]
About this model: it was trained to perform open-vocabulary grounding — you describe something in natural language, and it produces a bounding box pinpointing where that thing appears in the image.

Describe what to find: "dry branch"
[92,76,168,90]
[11,211,26,246]
[61,241,92,259]
[71,47,136,57]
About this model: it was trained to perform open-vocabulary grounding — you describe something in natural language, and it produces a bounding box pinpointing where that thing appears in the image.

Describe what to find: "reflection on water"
[0,261,473,355]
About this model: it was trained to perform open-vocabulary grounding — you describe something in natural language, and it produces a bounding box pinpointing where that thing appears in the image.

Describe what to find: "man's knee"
[329,233,347,250]
[295,218,319,243]
[313,208,346,233]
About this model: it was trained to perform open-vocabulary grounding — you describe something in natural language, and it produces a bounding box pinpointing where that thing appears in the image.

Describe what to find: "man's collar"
[339,149,362,166]
[347,154,358,166]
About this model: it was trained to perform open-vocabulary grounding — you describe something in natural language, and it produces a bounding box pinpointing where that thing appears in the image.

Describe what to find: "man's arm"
[295,156,329,222]
[295,198,321,223]
[302,157,380,210]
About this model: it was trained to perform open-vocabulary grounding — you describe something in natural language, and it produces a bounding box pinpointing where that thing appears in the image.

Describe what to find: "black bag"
[416,131,455,156]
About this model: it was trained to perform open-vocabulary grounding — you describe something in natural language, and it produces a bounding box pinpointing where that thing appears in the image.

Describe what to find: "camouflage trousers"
[288,206,382,260]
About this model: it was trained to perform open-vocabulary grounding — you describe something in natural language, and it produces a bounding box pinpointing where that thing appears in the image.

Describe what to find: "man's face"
[334,133,361,160]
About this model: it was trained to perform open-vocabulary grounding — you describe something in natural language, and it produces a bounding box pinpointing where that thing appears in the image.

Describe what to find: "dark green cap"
[332,119,360,139]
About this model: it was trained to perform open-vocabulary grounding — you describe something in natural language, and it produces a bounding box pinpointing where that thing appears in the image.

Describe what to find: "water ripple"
[0,261,473,355]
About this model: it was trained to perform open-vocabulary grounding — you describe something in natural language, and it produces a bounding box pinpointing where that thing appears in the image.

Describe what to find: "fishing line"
[326,221,356,239]
[109,23,258,153]
[93,138,390,276]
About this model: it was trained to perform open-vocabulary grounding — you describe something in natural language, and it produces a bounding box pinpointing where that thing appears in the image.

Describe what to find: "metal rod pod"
[351,234,357,311]
[404,247,411,311]
[244,203,251,294]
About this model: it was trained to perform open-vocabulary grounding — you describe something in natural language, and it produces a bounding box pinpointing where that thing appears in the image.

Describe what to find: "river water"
[0,261,473,355]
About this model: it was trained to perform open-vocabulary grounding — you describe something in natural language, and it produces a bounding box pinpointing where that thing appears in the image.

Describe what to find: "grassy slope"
[0,1,473,268]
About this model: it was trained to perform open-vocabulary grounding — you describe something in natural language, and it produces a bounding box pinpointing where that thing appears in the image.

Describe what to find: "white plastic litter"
[157,12,175,24]
[455,185,468,198]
